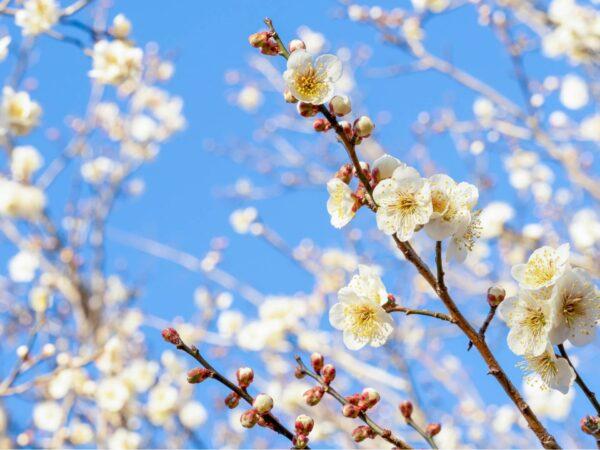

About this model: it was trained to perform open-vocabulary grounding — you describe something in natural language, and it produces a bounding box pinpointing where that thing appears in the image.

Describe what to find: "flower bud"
[354,116,375,138]
[310,352,324,373]
[343,403,361,418]
[240,409,259,428]
[329,95,352,117]
[297,102,319,117]
[426,423,442,437]
[284,88,298,104]
[361,388,380,409]
[322,364,336,384]
[111,14,131,39]
[346,393,361,405]
[338,120,354,141]
[487,285,506,307]
[352,425,375,442]
[313,118,331,132]
[295,414,315,435]
[161,328,182,346]
[288,39,306,52]
[294,366,305,379]
[249,31,271,48]
[224,392,240,409]
[260,40,280,55]
[253,393,274,414]
[257,416,269,427]
[303,386,325,406]
[399,400,413,419]
[336,163,354,184]
[581,416,600,437]
[236,367,254,388]
[187,367,212,384]
[293,433,309,449]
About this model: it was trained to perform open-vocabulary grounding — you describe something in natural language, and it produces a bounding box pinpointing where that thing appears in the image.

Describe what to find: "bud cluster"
[581,415,600,438]
[239,393,275,430]
[344,387,381,417]
[248,31,279,55]
[352,425,376,442]
[293,414,314,449]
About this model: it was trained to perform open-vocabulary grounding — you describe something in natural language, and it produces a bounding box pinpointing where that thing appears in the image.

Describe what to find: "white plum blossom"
[230,207,258,234]
[373,163,432,240]
[0,36,10,62]
[372,154,401,181]
[446,210,482,263]
[347,264,388,306]
[283,49,342,105]
[511,244,570,290]
[0,87,42,136]
[179,401,207,429]
[8,250,39,283]
[108,428,141,450]
[89,40,143,86]
[498,289,554,356]
[520,344,575,394]
[523,379,575,420]
[0,178,46,220]
[326,178,356,228]
[549,268,599,346]
[96,377,130,412]
[10,146,43,181]
[560,74,589,110]
[15,0,59,36]
[33,401,63,432]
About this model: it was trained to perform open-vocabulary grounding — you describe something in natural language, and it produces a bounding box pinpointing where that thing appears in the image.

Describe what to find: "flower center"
[524,252,557,286]
[521,352,558,388]
[522,306,547,337]
[346,304,378,338]
[431,191,449,215]
[293,66,328,101]
[393,193,418,214]
[562,293,584,327]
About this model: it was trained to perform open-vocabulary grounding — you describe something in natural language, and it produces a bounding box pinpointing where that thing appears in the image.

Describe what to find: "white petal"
[343,330,367,350]
[287,49,312,71]
[550,357,575,394]
[510,264,526,284]
[373,154,401,180]
[315,54,342,81]
[328,303,346,330]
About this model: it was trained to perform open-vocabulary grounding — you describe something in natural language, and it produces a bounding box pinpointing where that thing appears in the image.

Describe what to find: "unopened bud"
[336,163,354,184]
[361,388,380,409]
[294,366,305,379]
[111,14,131,39]
[295,414,314,435]
[284,88,298,103]
[352,425,375,442]
[399,400,413,419]
[313,118,331,132]
[426,423,442,437]
[252,393,274,414]
[356,161,371,179]
[487,285,506,307]
[343,403,361,418]
[288,39,306,52]
[329,95,352,117]
[338,120,354,141]
[187,367,212,384]
[293,434,309,449]
[161,328,182,346]
[240,409,259,428]
[310,352,324,373]
[236,367,254,388]
[248,31,271,48]
[346,393,361,405]
[297,102,319,117]
[224,392,240,409]
[581,416,600,437]
[322,364,336,384]
[354,116,375,138]
[303,386,325,406]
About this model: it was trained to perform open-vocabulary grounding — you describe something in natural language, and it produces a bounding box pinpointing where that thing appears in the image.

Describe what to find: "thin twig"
[406,417,438,449]
[385,305,455,324]
[557,344,600,415]
[467,305,497,351]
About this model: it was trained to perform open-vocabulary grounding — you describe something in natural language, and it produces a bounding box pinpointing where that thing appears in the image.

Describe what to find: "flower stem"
[557,344,600,415]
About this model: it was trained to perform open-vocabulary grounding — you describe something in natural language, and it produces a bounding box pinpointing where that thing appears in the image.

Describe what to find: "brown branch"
[467,305,497,351]
[557,344,600,415]
[385,305,455,324]
[295,356,412,449]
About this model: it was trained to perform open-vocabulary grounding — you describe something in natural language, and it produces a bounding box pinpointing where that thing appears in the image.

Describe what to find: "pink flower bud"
[297,102,319,117]
[252,393,274,414]
[346,393,361,405]
[284,88,298,104]
[361,388,380,409]
[343,404,361,418]
[338,120,354,141]
[236,367,254,388]
[352,425,375,442]
[322,364,336,384]
[161,328,182,346]
[313,118,331,132]
[293,434,310,449]
[487,285,506,307]
[224,392,240,409]
[248,31,271,48]
[329,95,352,117]
[240,409,259,428]
[581,416,600,437]
[303,386,325,406]
[399,400,413,419]
[426,423,442,437]
[260,40,280,56]
[288,39,306,52]
[187,367,212,384]
[336,163,354,184]
[294,366,305,379]
[295,414,315,435]
[310,352,324,373]
[354,116,375,138]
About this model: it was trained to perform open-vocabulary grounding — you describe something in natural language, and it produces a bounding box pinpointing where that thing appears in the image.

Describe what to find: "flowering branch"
[467,286,504,351]
[295,354,413,449]
[557,344,600,415]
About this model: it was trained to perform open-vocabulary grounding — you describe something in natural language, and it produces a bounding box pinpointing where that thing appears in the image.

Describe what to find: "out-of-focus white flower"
[33,401,63,432]
[498,289,554,356]
[326,178,356,229]
[0,36,11,62]
[580,114,600,141]
[96,377,130,412]
[96,336,124,374]
[108,428,141,450]
[48,369,76,399]
[237,85,263,112]
[68,421,93,445]
[29,285,51,312]
[147,383,178,425]
[15,0,59,36]
[559,74,589,110]
[520,344,575,394]
[479,201,514,239]
[283,50,342,105]
[412,0,449,12]
[569,209,600,249]
[230,207,258,234]
[217,310,244,338]
[10,146,43,181]
[403,17,424,42]
[8,250,39,283]
[122,359,159,393]
[523,378,575,421]
[89,40,143,86]
[373,163,432,240]
[81,157,124,185]
[129,114,157,142]
[549,268,599,346]
[0,178,46,220]
[297,26,325,53]
[0,87,41,136]
[446,210,482,263]
[473,97,496,126]
[329,266,393,350]
[111,13,132,39]
[511,244,570,290]
[106,275,129,304]
[179,401,207,429]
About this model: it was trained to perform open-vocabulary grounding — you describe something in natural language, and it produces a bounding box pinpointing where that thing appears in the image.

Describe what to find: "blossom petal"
[287,49,312,71]
[315,54,342,81]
